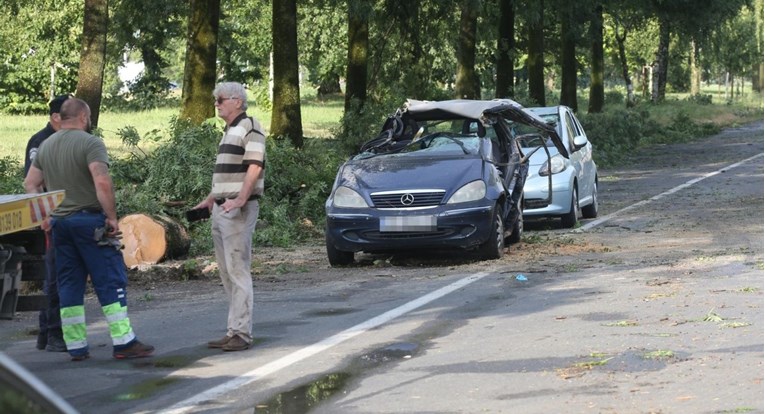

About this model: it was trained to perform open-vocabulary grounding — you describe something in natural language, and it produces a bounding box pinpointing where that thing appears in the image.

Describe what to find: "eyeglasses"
[215,96,239,104]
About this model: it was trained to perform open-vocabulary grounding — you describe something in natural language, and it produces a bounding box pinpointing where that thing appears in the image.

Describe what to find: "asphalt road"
[1,121,762,414]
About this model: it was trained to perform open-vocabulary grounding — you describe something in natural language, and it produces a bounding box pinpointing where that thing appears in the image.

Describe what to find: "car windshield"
[353,119,487,160]
[513,113,558,148]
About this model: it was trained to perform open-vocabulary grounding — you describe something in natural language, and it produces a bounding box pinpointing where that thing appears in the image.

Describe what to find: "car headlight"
[332,186,369,208]
[539,154,567,176]
[447,180,486,204]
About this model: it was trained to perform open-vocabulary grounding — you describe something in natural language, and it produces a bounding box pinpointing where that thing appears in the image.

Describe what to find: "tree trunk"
[527,0,545,106]
[559,1,577,111]
[587,4,604,114]
[654,17,670,102]
[119,214,191,268]
[345,2,369,112]
[271,0,304,148]
[180,0,219,125]
[455,0,480,99]
[690,37,701,96]
[495,0,514,98]
[76,0,108,128]
[614,21,634,107]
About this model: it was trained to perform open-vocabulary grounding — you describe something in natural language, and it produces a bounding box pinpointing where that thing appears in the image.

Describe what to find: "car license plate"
[380,215,437,232]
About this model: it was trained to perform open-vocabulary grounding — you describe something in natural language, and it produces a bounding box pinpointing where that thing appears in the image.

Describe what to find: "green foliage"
[0,156,23,195]
[686,94,713,105]
[334,97,399,155]
[578,107,659,167]
[255,137,346,247]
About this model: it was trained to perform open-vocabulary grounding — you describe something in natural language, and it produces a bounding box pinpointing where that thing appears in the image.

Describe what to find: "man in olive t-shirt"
[24,98,154,362]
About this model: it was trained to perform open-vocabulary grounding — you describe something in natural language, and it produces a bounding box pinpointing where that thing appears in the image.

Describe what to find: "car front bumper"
[326,204,495,253]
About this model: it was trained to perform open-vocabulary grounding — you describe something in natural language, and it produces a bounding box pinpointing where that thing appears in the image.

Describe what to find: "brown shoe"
[207,335,232,349]
[222,335,250,352]
[113,340,155,359]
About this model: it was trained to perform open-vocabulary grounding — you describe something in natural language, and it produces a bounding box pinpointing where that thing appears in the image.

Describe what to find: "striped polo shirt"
[211,112,266,199]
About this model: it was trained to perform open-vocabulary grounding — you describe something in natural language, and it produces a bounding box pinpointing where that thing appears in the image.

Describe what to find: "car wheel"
[325,232,354,266]
[507,198,523,244]
[478,205,504,259]
[560,187,580,228]
[581,182,598,219]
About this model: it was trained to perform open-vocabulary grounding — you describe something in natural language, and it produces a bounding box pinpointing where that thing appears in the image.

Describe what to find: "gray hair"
[213,82,248,110]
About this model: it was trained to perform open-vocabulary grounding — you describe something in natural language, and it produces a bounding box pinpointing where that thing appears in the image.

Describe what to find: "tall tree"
[345,0,370,112]
[653,15,670,102]
[455,0,480,99]
[754,0,763,92]
[559,0,578,111]
[588,3,604,113]
[271,0,303,147]
[495,0,515,98]
[179,0,219,124]
[76,0,108,127]
[112,0,185,99]
[527,0,545,106]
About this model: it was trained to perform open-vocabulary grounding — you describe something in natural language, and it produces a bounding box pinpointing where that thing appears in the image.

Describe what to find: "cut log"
[118,214,191,268]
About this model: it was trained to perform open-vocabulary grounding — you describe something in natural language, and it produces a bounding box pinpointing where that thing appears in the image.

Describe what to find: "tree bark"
[559,1,577,111]
[527,0,545,106]
[345,2,369,113]
[495,0,514,98]
[76,0,108,128]
[654,16,670,102]
[180,0,219,125]
[271,0,304,148]
[690,37,701,96]
[613,22,634,107]
[588,4,604,114]
[455,0,480,99]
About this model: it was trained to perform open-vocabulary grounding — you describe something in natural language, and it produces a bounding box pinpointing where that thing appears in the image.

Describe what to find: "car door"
[566,110,595,203]
[559,109,587,203]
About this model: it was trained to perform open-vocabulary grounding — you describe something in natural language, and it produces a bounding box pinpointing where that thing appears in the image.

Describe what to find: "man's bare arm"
[89,161,119,234]
[23,165,45,194]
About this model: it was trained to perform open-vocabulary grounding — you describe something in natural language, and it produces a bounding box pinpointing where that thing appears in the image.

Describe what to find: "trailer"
[0,191,65,319]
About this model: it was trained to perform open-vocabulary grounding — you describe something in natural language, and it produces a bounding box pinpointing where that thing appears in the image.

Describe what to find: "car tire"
[560,187,580,228]
[478,205,504,260]
[507,198,523,244]
[325,232,354,266]
[581,182,598,219]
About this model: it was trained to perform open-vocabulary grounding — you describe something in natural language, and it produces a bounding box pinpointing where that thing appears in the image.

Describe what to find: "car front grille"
[361,228,454,240]
[370,191,445,209]
[524,198,549,209]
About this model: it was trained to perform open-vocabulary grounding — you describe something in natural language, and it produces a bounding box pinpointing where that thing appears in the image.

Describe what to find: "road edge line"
[577,152,764,232]
[159,271,490,414]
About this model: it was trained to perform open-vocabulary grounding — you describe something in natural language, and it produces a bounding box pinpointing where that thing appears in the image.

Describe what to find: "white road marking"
[159,271,490,414]
[578,153,763,232]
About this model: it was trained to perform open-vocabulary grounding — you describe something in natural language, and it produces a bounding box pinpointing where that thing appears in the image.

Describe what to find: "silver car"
[519,106,598,228]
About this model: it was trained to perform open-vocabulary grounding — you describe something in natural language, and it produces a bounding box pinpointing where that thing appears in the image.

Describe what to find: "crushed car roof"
[402,99,568,157]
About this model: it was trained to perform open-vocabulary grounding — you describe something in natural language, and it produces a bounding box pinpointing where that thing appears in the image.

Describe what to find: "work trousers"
[211,200,259,343]
[52,211,137,358]
[38,231,62,340]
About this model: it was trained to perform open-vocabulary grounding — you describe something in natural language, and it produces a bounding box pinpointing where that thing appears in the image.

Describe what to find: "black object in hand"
[186,208,210,222]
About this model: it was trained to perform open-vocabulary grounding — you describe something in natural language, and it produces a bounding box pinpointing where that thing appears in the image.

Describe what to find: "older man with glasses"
[192,82,266,352]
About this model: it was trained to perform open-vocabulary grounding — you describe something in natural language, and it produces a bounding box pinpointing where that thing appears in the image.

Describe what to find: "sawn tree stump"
[119,214,191,268]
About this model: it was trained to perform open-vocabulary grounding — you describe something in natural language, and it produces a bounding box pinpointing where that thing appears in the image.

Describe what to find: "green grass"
[0,95,345,160]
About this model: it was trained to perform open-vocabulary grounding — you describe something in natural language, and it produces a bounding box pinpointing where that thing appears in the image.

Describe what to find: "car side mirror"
[573,135,588,149]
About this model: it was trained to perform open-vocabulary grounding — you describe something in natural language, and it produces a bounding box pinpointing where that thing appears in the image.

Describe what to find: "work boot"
[36,333,47,351]
[221,335,250,352]
[70,353,90,362]
[113,340,155,359]
[46,336,67,352]
[207,335,232,349]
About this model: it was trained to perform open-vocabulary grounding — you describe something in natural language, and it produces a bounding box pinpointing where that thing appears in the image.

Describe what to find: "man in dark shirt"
[23,94,69,352]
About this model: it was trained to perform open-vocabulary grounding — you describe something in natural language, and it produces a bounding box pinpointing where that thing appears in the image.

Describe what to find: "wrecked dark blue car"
[324,99,567,266]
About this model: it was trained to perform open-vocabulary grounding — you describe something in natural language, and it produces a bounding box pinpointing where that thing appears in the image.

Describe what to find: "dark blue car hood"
[338,155,483,194]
